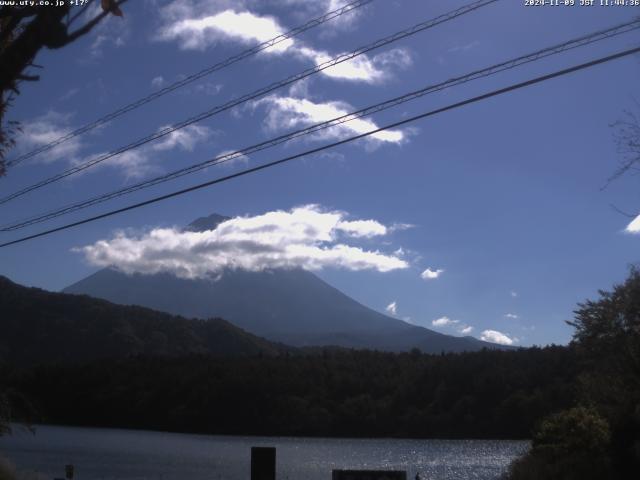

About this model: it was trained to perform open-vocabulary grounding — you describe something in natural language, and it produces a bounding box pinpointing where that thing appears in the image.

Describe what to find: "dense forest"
[0,275,288,364]
[2,346,576,440]
[504,268,640,479]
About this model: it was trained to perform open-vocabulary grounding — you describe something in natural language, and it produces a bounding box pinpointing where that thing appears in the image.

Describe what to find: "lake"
[0,425,528,480]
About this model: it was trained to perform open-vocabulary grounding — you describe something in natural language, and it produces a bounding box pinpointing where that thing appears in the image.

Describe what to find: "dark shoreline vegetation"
[1,346,576,440]
[1,269,639,479]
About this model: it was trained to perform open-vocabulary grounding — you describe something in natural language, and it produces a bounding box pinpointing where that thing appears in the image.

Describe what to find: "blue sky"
[1,0,639,346]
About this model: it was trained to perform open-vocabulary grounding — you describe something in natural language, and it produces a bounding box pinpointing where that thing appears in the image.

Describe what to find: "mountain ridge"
[63,213,512,353]
[0,275,288,365]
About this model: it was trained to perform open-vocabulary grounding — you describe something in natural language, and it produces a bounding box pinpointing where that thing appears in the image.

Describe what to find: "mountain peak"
[184,213,230,233]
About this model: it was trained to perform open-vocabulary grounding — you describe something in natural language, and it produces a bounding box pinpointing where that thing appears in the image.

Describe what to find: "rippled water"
[0,425,528,480]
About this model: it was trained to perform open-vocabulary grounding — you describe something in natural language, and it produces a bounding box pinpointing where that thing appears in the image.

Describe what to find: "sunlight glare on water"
[0,425,529,480]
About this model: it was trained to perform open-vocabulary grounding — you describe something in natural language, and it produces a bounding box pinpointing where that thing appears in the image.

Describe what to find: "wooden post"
[251,446,276,480]
[332,470,407,480]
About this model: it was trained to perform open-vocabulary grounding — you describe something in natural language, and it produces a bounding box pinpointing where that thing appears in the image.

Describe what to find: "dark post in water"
[332,470,407,480]
[251,446,276,480]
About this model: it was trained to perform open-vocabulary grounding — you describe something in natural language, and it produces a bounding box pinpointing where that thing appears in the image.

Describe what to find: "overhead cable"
[1,44,637,248]
[0,0,499,204]
[2,18,638,232]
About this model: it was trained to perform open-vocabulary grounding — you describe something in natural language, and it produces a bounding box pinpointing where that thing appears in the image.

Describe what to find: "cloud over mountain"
[386,301,398,316]
[77,205,408,279]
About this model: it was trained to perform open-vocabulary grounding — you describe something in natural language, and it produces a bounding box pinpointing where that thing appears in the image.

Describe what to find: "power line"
[2,18,638,232]
[1,45,637,249]
[0,0,499,205]
[4,0,373,168]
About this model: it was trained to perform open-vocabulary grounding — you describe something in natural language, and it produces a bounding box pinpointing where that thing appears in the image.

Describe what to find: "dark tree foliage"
[609,102,640,185]
[505,407,613,480]
[570,267,640,475]
[0,0,127,174]
[0,390,9,437]
[0,275,288,364]
[3,346,578,440]
[505,267,640,479]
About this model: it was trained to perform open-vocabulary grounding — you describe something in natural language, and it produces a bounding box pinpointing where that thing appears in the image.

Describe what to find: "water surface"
[0,425,528,480]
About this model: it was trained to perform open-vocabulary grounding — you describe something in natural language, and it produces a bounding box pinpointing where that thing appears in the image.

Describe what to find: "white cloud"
[301,48,383,82]
[389,223,415,232]
[59,88,79,102]
[432,316,458,327]
[214,149,250,167]
[194,82,223,96]
[296,47,411,83]
[431,316,474,335]
[159,9,294,53]
[254,96,404,145]
[71,149,158,181]
[71,124,211,179]
[510,291,518,298]
[16,111,83,164]
[280,0,366,35]
[626,214,640,233]
[151,124,211,151]
[504,313,519,319]
[288,78,311,99]
[480,329,516,346]
[386,301,397,316]
[151,76,166,89]
[156,1,408,83]
[337,219,387,238]
[77,205,409,279]
[372,48,413,70]
[16,111,211,179]
[421,267,444,280]
[448,40,480,53]
[83,2,129,58]
[105,150,159,180]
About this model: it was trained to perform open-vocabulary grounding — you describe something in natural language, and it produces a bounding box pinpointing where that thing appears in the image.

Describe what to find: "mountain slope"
[62,213,508,353]
[0,275,286,365]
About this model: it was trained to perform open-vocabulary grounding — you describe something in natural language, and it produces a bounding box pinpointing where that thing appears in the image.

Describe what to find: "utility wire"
[0,0,499,204]
[1,45,638,249]
[2,18,638,232]
[4,0,373,168]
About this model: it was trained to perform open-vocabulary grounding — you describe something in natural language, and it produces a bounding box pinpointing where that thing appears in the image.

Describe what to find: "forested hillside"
[4,346,577,439]
[0,276,287,364]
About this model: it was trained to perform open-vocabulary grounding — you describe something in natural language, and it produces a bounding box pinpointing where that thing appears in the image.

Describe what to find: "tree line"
[2,345,577,440]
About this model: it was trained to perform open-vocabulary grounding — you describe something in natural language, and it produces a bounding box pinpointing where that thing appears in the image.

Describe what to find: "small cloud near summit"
[386,301,398,316]
[480,329,516,346]
[432,316,457,327]
[421,267,444,280]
